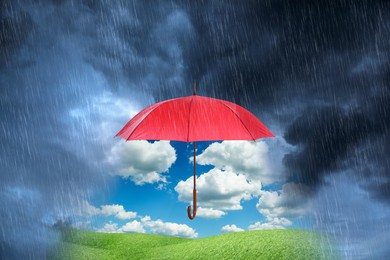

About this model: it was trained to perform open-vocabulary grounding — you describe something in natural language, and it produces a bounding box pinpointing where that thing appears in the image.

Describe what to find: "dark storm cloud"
[72,0,389,108]
[0,0,112,258]
[0,2,35,68]
[283,106,373,186]
[362,90,390,202]
[61,1,195,99]
[283,88,390,201]
[178,0,390,107]
[179,0,281,104]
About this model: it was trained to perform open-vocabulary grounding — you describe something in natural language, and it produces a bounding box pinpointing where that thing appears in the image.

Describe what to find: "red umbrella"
[116,82,274,219]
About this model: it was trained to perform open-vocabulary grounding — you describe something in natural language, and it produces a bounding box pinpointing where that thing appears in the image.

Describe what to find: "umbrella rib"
[125,103,161,140]
[217,100,256,141]
[186,96,195,142]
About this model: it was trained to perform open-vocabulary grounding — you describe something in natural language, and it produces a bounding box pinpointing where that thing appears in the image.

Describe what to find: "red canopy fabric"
[116,95,274,142]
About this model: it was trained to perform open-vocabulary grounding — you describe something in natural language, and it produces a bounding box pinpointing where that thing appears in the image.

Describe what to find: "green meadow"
[49,228,339,259]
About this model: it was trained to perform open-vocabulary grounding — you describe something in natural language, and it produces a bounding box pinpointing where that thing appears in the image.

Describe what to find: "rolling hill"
[49,228,339,259]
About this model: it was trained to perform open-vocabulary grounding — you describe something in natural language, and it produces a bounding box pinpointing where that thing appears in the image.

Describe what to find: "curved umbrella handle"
[188,141,197,220]
[187,188,197,220]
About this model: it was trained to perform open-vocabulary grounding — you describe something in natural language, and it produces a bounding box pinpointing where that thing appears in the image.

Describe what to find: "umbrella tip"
[193,80,196,95]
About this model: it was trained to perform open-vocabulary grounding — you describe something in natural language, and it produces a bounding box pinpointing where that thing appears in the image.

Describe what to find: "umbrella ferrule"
[193,80,197,95]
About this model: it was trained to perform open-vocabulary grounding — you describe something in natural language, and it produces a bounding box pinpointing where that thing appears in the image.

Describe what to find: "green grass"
[49,228,339,259]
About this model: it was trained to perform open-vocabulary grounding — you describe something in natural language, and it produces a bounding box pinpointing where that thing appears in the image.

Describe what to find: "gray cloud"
[283,89,390,203]
[283,106,373,186]
[0,2,35,69]
[0,1,112,258]
[176,1,390,109]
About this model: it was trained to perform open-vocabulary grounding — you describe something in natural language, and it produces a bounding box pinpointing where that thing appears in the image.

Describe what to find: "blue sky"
[79,138,313,238]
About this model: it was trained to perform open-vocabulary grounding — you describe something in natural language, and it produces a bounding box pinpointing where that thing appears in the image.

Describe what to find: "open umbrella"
[116,82,274,219]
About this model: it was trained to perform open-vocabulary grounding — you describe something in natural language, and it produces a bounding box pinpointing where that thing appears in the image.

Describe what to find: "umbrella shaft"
[193,141,196,189]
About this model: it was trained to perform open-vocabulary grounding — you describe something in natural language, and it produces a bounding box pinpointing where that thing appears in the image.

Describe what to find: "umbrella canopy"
[116,83,274,219]
[116,95,273,142]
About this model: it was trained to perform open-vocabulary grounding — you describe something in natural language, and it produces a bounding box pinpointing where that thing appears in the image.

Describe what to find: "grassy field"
[49,228,339,259]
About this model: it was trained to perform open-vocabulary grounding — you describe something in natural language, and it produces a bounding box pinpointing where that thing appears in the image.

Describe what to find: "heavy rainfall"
[1,0,389,259]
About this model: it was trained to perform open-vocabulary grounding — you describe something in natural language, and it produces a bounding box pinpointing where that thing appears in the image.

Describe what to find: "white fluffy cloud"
[175,168,261,210]
[248,217,292,230]
[141,216,197,238]
[257,183,312,219]
[195,141,276,184]
[97,222,121,233]
[197,207,226,219]
[221,224,244,232]
[95,215,196,238]
[78,201,196,238]
[106,140,176,185]
[100,204,137,220]
[120,220,145,233]
[79,201,137,220]
[222,218,292,232]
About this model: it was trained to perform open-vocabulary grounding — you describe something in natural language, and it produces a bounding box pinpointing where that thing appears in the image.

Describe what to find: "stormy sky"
[1,0,390,259]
